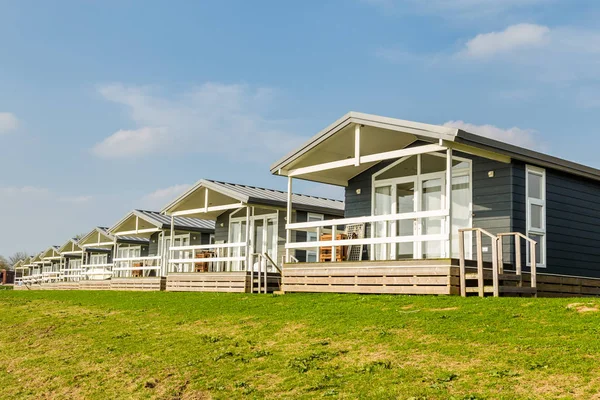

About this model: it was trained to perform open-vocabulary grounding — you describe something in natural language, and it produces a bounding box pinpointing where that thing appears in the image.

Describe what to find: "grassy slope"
[1,292,600,399]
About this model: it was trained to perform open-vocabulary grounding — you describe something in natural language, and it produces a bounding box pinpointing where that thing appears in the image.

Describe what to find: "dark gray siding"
[215,213,230,243]
[148,232,160,256]
[542,168,600,278]
[471,155,514,262]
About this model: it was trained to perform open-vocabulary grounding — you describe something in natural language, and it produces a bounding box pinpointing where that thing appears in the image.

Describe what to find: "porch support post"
[354,124,361,166]
[286,176,293,263]
[245,206,251,273]
[170,215,175,276]
[113,238,118,278]
[445,147,453,258]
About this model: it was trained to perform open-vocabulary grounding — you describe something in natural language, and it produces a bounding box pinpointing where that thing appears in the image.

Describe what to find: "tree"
[0,255,8,269]
[7,252,29,269]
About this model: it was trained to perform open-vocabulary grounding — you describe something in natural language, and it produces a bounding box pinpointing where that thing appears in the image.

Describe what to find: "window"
[89,253,108,265]
[306,213,324,262]
[526,165,546,267]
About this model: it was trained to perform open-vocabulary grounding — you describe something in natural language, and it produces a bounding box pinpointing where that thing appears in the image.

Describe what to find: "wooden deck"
[283,260,460,295]
[79,280,111,290]
[110,277,166,291]
[166,272,281,293]
[283,259,600,297]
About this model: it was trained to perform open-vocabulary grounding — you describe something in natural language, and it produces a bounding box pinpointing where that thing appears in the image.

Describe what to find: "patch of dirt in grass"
[428,307,459,312]
[567,303,599,313]
[514,373,596,399]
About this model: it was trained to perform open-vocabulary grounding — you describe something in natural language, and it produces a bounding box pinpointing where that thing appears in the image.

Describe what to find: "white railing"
[112,256,161,270]
[168,242,248,272]
[81,264,114,280]
[250,253,281,294]
[285,210,449,260]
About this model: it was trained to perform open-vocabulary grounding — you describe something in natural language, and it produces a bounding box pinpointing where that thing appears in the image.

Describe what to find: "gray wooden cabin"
[161,179,344,293]
[107,209,215,290]
[271,112,600,297]
[77,226,150,281]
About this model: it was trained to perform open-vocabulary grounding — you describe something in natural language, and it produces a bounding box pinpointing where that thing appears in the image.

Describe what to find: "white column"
[245,206,251,272]
[445,147,453,258]
[286,176,293,263]
[169,215,175,277]
[354,124,361,166]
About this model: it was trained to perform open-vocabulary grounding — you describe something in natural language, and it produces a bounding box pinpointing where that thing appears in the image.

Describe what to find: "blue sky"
[2,0,600,256]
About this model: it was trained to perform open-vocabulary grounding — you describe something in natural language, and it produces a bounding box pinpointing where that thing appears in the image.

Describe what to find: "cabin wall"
[148,232,161,256]
[528,165,600,278]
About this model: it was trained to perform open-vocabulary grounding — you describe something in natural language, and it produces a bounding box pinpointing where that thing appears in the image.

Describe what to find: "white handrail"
[169,242,246,251]
[286,233,448,250]
[286,209,449,231]
[113,256,161,262]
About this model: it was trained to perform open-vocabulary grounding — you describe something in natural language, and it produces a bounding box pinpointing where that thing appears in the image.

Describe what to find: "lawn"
[1,291,599,399]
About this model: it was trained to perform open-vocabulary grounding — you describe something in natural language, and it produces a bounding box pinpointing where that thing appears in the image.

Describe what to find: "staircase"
[458,228,538,297]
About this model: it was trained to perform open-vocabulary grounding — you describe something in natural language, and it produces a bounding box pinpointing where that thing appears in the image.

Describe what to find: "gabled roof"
[57,238,83,255]
[12,259,23,269]
[270,111,600,184]
[109,209,215,236]
[78,226,149,247]
[161,179,344,217]
[21,257,33,267]
[40,246,61,260]
[31,252,43,263]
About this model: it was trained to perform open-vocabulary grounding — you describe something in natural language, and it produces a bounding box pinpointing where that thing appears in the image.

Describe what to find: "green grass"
[1,291,600,399]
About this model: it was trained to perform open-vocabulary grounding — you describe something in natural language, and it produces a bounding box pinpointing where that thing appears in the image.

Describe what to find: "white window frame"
[89,253,108,265]
[306,213,324,262]
[526,165,546,268]
[370,152,472,260]
[229,212,279,270]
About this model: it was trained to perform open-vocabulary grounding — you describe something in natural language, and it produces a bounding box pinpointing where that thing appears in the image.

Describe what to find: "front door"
[230,214,278,271]
[373,173,446,260]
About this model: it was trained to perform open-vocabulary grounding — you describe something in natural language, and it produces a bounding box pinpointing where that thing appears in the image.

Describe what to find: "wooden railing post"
[531,241,537,295]
[497,235,504,274]
[331,225,337,263]
[476,229,484,297]
[459,230,466,297]
[492,237,499,297]
[515,235,522,287]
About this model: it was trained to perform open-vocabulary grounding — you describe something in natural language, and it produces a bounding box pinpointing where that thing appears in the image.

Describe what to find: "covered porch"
[39,246,63,283]
[161,180,284,293]
[58,239,84,282]
[271,112,536,296]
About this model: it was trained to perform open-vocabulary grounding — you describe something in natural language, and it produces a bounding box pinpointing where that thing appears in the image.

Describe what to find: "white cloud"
[462,24,550,58]
[92,127,169,158]
[59,195,93,204]
[93,82,303,160]
[0,112,18,134]
[443,120,542,150]
[140,184,192,210]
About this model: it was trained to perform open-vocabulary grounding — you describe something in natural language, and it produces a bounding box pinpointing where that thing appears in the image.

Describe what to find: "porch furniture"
[194,251,214,273]
[319,234,348,262]
[345,224,366,261]
[132,262,143,278]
